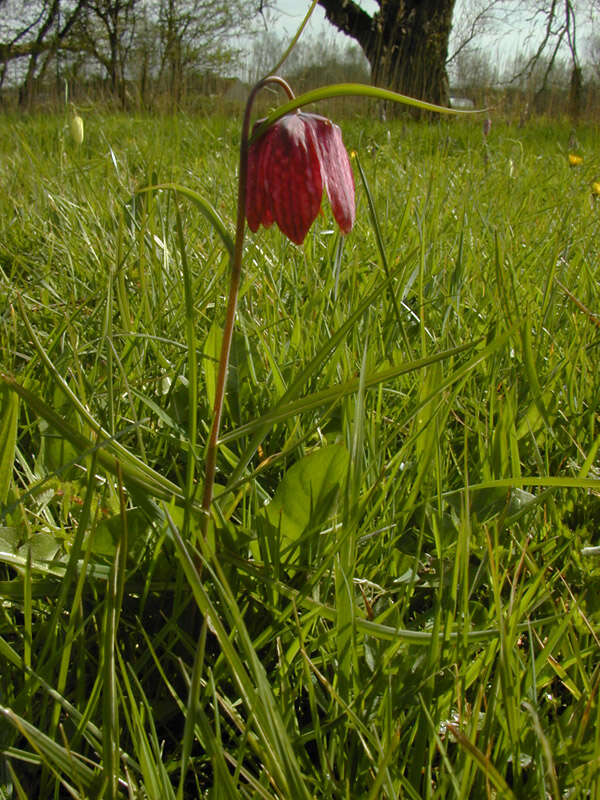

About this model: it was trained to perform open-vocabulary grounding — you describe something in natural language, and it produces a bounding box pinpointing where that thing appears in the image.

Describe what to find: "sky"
[272,0,378,38]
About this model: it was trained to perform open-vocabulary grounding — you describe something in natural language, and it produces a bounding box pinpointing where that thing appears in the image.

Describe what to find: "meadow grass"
[1,108,600,798]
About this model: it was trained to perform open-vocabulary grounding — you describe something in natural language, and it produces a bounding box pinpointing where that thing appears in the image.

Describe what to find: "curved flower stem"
[200,75,295,539]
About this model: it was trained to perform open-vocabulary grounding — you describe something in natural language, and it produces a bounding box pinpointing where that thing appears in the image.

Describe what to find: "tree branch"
[447,0,499,65]
[317,0,378,55]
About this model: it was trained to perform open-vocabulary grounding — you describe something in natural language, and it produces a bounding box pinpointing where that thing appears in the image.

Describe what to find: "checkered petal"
[308,114,355,235]
[245,111,354,245]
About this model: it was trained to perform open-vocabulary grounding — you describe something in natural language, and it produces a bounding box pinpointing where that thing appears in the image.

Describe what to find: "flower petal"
[263,114,324,245]
[308,115,355,235]
[246,120,270,232]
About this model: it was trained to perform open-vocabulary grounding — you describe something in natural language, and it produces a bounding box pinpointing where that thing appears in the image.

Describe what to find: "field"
[1,107,600,798]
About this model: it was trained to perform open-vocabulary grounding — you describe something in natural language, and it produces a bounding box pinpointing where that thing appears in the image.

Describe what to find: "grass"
[1,106,600,798]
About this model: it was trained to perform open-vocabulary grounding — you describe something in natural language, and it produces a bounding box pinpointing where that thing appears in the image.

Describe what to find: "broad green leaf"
[265,444,350,544]
[0,527,19,556]
[0,578,62,601]
[0,529,63,572]
[17,533,62,564]
[91,507,151,560]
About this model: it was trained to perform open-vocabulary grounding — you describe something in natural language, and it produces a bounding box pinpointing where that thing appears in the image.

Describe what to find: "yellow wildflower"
[568,153,583,166]
[592,181,600,196]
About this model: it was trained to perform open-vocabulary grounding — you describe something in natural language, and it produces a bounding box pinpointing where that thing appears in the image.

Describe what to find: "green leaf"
[0,529,64,573]
[1,372,185,507]
[0,527,19,556]
[91,507,151,560]
[265,444,350,545]
[0,386,18,506]
[17,533,62,564]
[252,82,482,141]
[0,706,99,792]
[203,322,222,411]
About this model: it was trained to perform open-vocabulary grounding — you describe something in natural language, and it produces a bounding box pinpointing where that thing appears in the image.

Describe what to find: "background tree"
[509,0,582,115]
[0,0,265,106]
[0,0,596,114]
[315,0,593,117]
[0,0,86,105]
[451,46,498,92]
[73,0,140,105]
[155,0,256,107]
[450,0,587,116]
[316,0,457,107]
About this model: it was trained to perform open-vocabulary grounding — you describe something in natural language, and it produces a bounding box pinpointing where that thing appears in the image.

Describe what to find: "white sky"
[269,1,378,41]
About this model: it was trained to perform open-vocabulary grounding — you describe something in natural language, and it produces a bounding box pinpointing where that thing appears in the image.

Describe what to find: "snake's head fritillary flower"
[483,117,492,137]
[568,153,583,166]
[246,112,355,245]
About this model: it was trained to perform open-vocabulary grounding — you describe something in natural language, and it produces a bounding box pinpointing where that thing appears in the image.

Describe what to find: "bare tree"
[0,0,86,104]
[0,0,265,106]
[516,2,579,87]
[478,0,583,117]
[448,0,504,66]
[315,0,592,117]
[155,0,256,106]
[73,0,140,104]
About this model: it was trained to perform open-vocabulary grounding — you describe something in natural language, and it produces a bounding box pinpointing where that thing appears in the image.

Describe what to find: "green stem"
[200,75,295,538]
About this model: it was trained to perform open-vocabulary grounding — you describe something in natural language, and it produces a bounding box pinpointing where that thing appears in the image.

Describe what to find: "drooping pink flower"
[246,112,355,245]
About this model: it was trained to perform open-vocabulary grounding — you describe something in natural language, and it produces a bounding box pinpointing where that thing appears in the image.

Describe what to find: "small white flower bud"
[70,115,84,146]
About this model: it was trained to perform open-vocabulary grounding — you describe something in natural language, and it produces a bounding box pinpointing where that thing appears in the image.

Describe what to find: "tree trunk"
[568,65,583,121]
[317,0,456,111]
[18,0,61,107]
